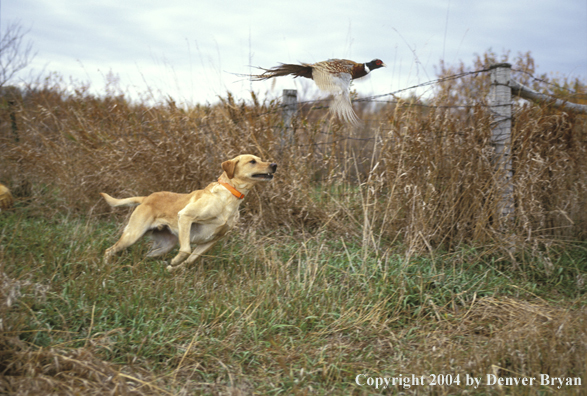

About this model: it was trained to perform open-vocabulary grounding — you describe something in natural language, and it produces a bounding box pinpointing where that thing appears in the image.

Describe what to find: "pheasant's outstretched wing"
[312,68,346,93]
[330,90,360,125]
[312,70,359,125]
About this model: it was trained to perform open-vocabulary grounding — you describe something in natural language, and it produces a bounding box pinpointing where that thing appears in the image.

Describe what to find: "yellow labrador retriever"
[101,154,277,272]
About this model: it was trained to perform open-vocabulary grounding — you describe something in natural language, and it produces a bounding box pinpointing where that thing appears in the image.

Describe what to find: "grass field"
[1,208,586,395]
[1,52,587,394]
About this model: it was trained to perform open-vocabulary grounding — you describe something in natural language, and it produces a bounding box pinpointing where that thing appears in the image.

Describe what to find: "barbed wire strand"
[223,66,585,123]
[511,68,587,97]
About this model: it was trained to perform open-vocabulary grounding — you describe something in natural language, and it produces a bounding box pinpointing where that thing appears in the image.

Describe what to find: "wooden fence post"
[488,63,514,225]
[510,80,587,113]
[281,89,297,148]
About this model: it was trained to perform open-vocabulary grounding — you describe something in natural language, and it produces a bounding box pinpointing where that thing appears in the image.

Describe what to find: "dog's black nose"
[270,163,278,172]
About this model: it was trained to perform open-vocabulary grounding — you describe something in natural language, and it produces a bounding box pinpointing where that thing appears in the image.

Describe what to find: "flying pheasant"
[253,58,386,124]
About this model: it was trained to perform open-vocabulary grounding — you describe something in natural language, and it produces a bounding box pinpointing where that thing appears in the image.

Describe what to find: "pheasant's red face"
[367,59,386,70]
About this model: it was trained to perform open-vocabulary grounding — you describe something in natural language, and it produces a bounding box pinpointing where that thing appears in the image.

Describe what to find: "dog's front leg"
[171,199,219,266]
[170,205,198,266]
[170,251,190,266]
[167,240,216,272]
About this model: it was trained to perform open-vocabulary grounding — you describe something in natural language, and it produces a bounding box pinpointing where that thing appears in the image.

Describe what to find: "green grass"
[1,210,586,395]
[2,49,586,394]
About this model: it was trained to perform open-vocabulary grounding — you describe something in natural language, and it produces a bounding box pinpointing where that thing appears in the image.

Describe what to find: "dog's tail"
[100,192,145,207]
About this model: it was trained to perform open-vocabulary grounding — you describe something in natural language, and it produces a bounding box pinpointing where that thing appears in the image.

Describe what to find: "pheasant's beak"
[381,62,387,67]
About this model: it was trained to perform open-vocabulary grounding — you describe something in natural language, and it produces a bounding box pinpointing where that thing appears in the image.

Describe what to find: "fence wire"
[280,67,586,112]
[217,66,586,152]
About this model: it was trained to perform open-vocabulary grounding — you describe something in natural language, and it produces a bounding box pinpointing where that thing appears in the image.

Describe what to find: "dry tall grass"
[1,66,586,253]
[1,53,587,394]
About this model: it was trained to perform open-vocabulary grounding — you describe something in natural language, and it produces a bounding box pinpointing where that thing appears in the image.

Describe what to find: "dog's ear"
[221,159,239,179]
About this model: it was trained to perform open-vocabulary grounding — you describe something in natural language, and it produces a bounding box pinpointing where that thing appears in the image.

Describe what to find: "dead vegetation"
[3,71,586,246]
[1,52,586,394]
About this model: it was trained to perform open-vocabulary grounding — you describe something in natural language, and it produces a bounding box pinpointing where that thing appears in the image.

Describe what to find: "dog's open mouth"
[252,173,274,180]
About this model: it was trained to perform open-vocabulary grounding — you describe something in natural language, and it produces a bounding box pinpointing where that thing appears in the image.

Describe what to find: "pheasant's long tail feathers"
[252,63,313,81]
[100,192,145,208]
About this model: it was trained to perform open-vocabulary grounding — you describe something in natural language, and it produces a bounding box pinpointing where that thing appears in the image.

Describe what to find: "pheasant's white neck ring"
[364,64,371,73]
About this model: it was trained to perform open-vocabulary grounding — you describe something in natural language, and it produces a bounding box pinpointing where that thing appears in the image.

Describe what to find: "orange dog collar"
[218,179,245,199]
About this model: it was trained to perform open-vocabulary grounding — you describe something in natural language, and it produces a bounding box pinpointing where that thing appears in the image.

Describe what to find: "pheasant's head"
[366,59,386,70]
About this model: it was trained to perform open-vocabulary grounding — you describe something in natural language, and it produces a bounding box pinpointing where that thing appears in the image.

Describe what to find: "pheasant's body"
[253,58,385,124]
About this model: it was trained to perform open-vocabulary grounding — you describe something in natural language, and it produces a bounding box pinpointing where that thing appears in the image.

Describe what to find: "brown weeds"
[2,77,586,249]
[1,65,586,394]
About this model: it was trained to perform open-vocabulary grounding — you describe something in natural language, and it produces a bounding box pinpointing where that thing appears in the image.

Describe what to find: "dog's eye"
[250,159,257,164]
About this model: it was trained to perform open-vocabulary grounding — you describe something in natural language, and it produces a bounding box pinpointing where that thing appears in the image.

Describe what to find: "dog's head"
[221,154,277,182]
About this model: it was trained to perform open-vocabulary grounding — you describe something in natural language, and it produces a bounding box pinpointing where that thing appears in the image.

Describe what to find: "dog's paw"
[170,251,190,266]
[166,265,175,272]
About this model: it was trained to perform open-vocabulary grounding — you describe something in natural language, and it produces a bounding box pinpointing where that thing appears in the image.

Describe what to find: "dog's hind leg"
[104,208,154,262]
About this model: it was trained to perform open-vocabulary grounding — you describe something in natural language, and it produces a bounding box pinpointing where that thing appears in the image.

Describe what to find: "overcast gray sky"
[3,0,587,105]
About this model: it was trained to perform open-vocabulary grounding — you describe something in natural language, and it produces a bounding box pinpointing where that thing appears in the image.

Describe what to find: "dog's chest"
[189,210,239,243]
